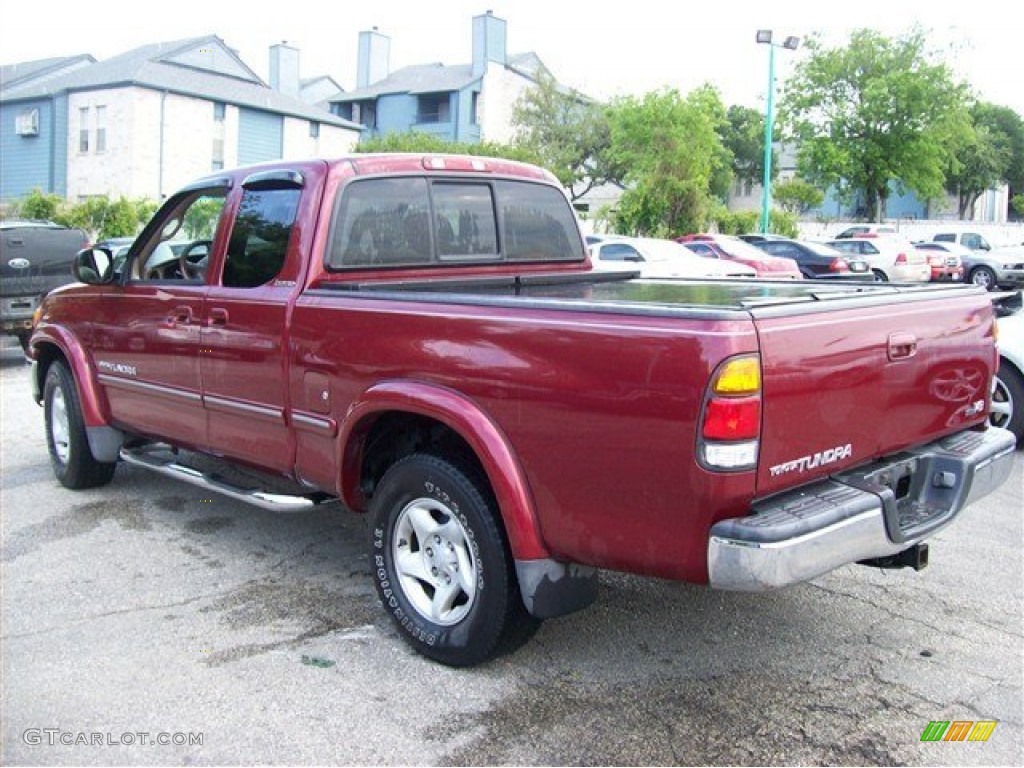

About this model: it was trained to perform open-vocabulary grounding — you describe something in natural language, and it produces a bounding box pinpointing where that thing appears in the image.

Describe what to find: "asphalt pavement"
[2,338,1021,766]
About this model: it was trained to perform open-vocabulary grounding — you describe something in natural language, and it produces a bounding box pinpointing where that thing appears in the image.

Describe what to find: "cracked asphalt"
[2,339,1022,766]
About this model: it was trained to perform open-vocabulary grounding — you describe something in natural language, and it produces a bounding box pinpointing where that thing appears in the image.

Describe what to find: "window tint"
[934,233,954,242]
[686,243,716,257]
[330,178,432,268]
[432,183,497,258]
[496,181,584,261]
[762,242,798,257]
[962,233,982,249]
[222,188,299,288]
[599,243,641,262]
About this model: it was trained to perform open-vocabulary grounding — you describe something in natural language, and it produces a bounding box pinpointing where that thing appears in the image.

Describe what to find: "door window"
[222,188,300,288]
[132,192,227,281]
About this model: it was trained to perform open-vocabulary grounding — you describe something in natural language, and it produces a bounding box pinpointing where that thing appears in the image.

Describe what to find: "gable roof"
[332,52,551,103]
[0,55,96,91]
[1,36,361,130]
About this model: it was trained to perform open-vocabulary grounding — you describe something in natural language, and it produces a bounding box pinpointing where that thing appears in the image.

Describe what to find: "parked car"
[992,306,1024,443]
[1,219,89,350]
[745,237,872,281]
[675,234,802,279]
[590,237,757,279]
[956,245,1024,291]
[910,243,964,282]
[834,224,899,239]
[932,231,992,252]
[825,237,931,282]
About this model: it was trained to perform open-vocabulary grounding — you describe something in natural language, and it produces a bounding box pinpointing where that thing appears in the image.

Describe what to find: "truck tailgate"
[752,289,996,496]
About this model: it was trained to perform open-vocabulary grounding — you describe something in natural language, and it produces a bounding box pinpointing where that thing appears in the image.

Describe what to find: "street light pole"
[756,30,800,234]
[760,41,776,234]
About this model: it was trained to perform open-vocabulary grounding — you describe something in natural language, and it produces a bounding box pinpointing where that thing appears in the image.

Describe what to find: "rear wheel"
[969,266,997,290]
[872,269,889,283]
[991,361,1024,443]
[369,453,539,666]
[44,361,117,489]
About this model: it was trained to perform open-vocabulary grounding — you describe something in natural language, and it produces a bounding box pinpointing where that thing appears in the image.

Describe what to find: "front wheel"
[44,361,117,489]
[369,453,539,666]
[991,361,1024,443]
[969,266,997,290]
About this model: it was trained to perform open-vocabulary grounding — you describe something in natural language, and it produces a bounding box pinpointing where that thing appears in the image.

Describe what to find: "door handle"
[168,305,192,324]
[887,332,917,361]
[208,308,229,327]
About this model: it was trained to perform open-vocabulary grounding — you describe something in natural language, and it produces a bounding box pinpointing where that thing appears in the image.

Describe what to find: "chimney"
[269,42,300,98]
[472,10,507,78]
[357,27,390,88]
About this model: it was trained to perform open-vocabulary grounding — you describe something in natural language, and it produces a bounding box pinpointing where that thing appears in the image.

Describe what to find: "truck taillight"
[699,354,761,471]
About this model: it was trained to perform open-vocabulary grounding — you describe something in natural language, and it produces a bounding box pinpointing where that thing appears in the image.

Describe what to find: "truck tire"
[991,361,1024,443]
[369,453,539,666]
[44,361,117,489]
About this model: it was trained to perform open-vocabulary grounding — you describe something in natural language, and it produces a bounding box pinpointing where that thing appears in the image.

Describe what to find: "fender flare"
[339,380,550,561]
[30,326,110,427]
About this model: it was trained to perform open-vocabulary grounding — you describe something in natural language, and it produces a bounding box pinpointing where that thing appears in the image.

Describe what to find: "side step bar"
[119,445,332,513]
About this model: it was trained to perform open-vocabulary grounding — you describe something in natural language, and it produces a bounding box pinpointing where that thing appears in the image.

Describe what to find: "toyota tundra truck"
[27,155,1016,666]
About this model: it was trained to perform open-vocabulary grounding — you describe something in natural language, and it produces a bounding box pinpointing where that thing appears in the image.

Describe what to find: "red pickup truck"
[28,155,1016,666]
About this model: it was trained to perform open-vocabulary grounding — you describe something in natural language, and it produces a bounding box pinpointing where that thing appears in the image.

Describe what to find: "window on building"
[95,106,107,152]
[471,92,480,125]
[211,138,224,171]
[78,107,89,153]
[222,187,300,288]
[309,121,320,139]
[744,179,753,197]
[213,102,226,122]
[417,93,450,124]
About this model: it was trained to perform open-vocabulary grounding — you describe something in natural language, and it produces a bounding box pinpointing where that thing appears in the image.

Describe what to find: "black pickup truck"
[1,220,88,350]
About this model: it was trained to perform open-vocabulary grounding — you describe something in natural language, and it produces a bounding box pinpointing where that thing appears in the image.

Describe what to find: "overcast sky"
[2,0,1019,115]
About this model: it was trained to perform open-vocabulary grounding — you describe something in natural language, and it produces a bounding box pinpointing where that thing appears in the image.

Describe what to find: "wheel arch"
[339,380,550,561]
[30,329,109,427]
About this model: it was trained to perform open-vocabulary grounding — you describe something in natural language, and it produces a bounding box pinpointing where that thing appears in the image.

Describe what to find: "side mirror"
[73,247,115,285]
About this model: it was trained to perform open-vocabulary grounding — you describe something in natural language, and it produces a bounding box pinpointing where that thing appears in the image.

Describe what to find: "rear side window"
[327,176,583,269]
[223,188,300,288]
[934,233,954,243]
[598,243,642,262]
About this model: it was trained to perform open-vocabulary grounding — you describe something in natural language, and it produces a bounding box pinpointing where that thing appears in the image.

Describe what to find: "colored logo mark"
[920,720,997,742]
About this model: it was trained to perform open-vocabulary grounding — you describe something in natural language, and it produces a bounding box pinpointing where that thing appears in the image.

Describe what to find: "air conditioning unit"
[15,109,40,136]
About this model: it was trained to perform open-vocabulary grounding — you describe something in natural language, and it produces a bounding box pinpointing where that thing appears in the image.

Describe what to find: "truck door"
[89,187,228,450]
[199,170,308,474]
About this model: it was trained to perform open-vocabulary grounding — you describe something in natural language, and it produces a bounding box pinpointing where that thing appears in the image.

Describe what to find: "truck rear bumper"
[708,427,1016,591]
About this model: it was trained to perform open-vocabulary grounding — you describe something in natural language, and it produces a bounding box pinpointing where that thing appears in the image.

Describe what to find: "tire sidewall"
[995,362,1024,443]
[43,363,75,483]
[370,455,511,666]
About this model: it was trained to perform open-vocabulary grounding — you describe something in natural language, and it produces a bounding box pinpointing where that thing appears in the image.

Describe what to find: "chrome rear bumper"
[708,427,1016,591]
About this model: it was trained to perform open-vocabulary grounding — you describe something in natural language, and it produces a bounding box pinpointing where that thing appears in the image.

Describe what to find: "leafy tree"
[772,178,824,215]
[511,72,623,201]
[1012,194,1024,218]
[781,28,971,222]
[721,106,768,189]
[946,103,1024,219]
[15,189,63,221]
[356,130,538,164]
[607,86,731,236]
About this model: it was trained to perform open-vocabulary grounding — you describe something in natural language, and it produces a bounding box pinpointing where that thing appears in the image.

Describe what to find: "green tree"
[772,178,824,215]
[16,188,63,221]
[607,86,731,236]
[61,195,144,239]
[356,130,538,164]
[947,103,1024,219]
[1012,194,1024,218]
[720,105,767,190]
[511,72,623,201]
[781,28,971,222]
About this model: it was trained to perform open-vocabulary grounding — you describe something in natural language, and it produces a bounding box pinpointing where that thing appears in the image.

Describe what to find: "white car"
[825,236,931,282]
[992,307,1024,443]
[590,237,756,279]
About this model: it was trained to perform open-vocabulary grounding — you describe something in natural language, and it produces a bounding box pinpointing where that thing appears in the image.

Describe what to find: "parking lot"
[1,338,1021,766]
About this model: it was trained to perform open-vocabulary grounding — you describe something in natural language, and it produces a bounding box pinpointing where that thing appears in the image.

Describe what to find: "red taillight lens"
[895,252,908,265]
[830,258,849,273]
[702,396,761,440]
